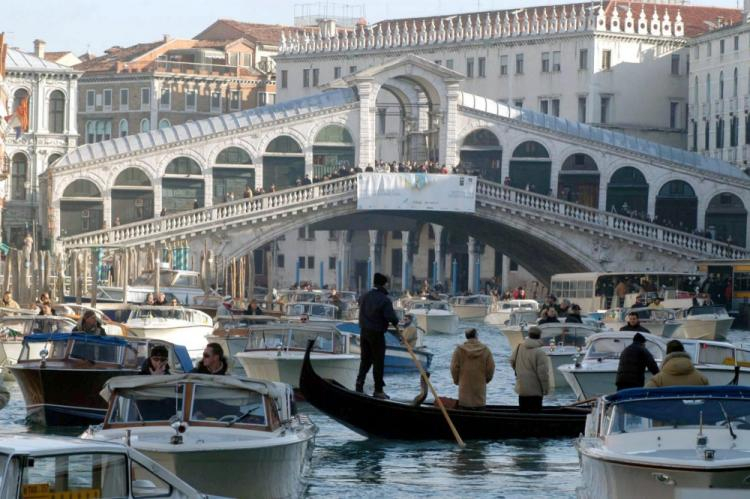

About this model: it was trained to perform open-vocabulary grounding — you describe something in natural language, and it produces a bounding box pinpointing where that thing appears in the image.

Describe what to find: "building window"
[378,108,386,134]
[119,88,129,111]
[720,39,725,55]
[118,119,128,137]
[719,71,725,99]
[551,99,560,117]
[312,68,319,87]
[102,89,112,110]
[600,96,611,123]
[277,254,285,268]
[303,69,310,88]
[579,48,588,70]
[141,88,150,109]
[334,66,341,79]
[578,96,587,123]
[230,90,241,111]
[297,256,305,269]
[669,101,679,129]
[541,52,550,73]
[500,55,508,75]
[716,118,725,148]
[540,99,560,117]
[670,54,680,75]
[515,53,524,74]
[307,256,315,269]
[734,35,740,51]
[185,90,197,111]
[159,88,170,110]
[466,58,474,78]
[733,67,739,97]
[601,49,611,70]
[11,153,28,201]
[86,90,95,110]
[446,59,453,70]
[746,115,750,144]
[140,118,150,133]
[281,69,288,89]
[478,57,486,77]
[691,120,698,151]
[86,121,94,143]
[707,41,712,57]
[48,90,65,133]
[328,256,336,270]
[540,100,548,114]
[210,92,221,112]
[86,119,111,143]
[159,119,170,129]
[513,99,523,108]
[349,65,357,74]
[731,116,739,147]
[705,121,710,150]
[552,51,561,72]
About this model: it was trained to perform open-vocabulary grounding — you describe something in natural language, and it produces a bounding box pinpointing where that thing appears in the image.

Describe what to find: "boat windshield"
[190,385,267,426]
[69,338,138,366]
[410,302,450,311]
[286,303,335,318]
[215,317,276,329]
[687,306,729,317]
[539,325,592,348]
[21,452,128,497]
[245,327,347,354]
[606,397,750,435]
[508,311,540,326]
[109,386,185,423]
[130,307,190,321]
[585,337,663,362]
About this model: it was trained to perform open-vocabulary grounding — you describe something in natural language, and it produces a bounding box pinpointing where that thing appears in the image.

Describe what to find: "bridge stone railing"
[59,176,749,260]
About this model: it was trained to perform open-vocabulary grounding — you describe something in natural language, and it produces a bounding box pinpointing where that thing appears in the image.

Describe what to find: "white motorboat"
[558,331,667,400]
[405,300,459,335]
[87,374,316,499]
[602,307,684,337]
[484,299,540,326]
[0,315,77,373]
[674,305,735,340]
[449,294,492,320]
[577,386,750,499]
[125,306,213,359]
[96,268,219,305]
[207,315,280,375]
[0,434,207,497]
[284,301,340,321]
[234,323,360,389]
[52,303,128,336]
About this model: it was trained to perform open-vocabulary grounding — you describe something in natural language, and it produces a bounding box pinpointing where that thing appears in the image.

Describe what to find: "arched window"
[11,153,28,201]
[508,141,551,194]
[719,71,724,99]
[656,180,698,231]
[314,125,354,144]
[606,166,648,215]
[48,90,65,133]
[263,135,305,189]
[63,179,101,198]
[86,121,95,144]
[12,88,29,114]
[460,129,502,182]
[706,74,711,101]
[47,154,62,168]
[313,125,355,179]
[61,180,103,236]
[733,67,739,97]
[113,168,154,223]
[266,136,303,154]
[140,118,150,133]
[213,147,254,204]
[158,119,171,129]
[706,193,747,245]
[558,154,600,207]
[119,119,128,138]
[165,157,202,176]
[115,168,152,186]
[163,158,204,212]
[216,147,252,165]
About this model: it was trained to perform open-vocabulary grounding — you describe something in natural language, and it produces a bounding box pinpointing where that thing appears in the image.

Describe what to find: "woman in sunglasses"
[192,343,228,375]
[140,345,171,375]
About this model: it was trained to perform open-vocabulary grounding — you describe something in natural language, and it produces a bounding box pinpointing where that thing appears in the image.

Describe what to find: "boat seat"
[722,359,750,368]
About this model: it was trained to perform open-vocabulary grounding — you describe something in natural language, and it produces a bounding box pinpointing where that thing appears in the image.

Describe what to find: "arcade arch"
[459,129,502,182]
[163,157,204,213]
[313,125,355,178]
[508,141,551,194]
[705,193,747,245]
[656,180,698,230]
[263,136,304,189]
[112,167,154,224]
[606,167,648,214]
[557,153,599,207]
[212,146,254,203]
[60,180,103,236]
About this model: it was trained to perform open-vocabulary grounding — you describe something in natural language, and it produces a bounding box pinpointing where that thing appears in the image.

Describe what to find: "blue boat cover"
[173,345,194,373]
[606,386,750,403]
[23,332,131,345]
[335,322,403,347]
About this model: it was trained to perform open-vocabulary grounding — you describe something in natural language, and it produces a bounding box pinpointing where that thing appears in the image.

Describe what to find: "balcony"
[118,59,259,78]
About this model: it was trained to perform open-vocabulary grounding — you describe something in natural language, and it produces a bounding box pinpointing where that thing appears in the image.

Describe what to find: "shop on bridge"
[60,180,103,237]
[313,125,355,179]
[212,147,255,204]
[162,157,205,213]
[557,153,599,208]
[508,141,551,194]
[111,168,154,224]
[705,193,747,245]
[605,167,649,214]
[655,180,698,231]
[263,135,305,189]
[459,129,502,183]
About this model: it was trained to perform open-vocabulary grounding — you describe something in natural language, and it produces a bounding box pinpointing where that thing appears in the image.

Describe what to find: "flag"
[5,95,29,138]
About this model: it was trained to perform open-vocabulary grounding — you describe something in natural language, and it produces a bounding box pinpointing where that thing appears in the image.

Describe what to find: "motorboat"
[483,299,540,326]
[207,315,280,375]
[0,435,209,497]
[86,374,317,498]
[449,294,492,320]
[602,307,683,337]
[405,300,459,335]
[577,386,750,499]
[676,339,750,386]
[125,306,213,359]
[674,305,735,340]
[0,315,77,373]
[335,322,433,373]
[96,268,217,305]
[283,301,340,322]
[52,303,128,336]
[10,332,192,426]
[558,331,667,400]
[234,323,359,390]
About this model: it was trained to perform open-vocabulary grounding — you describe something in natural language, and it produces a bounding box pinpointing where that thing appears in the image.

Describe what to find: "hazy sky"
[2,0,743,56]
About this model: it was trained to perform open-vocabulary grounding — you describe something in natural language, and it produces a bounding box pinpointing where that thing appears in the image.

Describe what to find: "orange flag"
[16,96,29,131]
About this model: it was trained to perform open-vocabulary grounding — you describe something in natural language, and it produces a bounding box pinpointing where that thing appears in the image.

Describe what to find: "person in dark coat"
[619,311,651,333]
[565,304,584,323]
[537,307,560,325]
[75,310,106,336]
[615,333,660,390]
[245,299,264,316]
[139,345,171,375]
[192,343,228,375]
[355,272,400,399]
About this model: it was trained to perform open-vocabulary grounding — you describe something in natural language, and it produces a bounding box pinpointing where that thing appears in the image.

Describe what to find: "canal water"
[0,325,747,498]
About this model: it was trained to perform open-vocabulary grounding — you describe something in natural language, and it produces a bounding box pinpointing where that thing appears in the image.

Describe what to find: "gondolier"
[356,272,400,399]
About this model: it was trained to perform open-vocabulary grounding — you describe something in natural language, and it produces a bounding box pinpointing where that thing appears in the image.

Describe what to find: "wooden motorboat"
[602,307,683,337]
[86,374,317,498]
[0,315,77,373]
[52,303,129,336]
[207,315,280,375]
[449,294,492,320]
[125,305,213,359]
[299,341,589,440]
[334,322,434,373]
[674,305,735,340]
[404,300,459,335]
[10,333,193,426]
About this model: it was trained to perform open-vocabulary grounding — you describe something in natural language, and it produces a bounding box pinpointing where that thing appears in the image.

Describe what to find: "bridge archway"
[313,125,355,178]
[263,135,305,189]
[558,153,599,207]
[656,180,698,230]
[705,193,747,245]
[163,157,204,213]
[212,146,254,204]
[112,167,153,224]
[60,180,103,237]
[606,167,648,214]
[509,141,551,194]
[459,129,503,182]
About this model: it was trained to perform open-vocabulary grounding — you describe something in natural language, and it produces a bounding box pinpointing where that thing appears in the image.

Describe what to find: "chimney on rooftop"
[163,34,172,43]
[33,39,45,59]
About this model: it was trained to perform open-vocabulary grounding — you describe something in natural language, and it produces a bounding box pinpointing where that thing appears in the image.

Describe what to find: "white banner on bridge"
[357,173,476,213]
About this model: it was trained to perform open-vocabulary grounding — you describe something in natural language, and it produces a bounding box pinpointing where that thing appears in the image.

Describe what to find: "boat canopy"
[0,316,77,335]
[583,332,665,362]
[686,306,730,317]
[607,386,750,403]
[243,324,350,354]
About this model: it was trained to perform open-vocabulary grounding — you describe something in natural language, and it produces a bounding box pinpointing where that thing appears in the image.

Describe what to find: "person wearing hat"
[356,272,400,399]
[645,340,708,388]
[615,333,660,391]
[140,345,171,375]
[450,328,495,409]
[565,304,583,323]
[510,326,551,413]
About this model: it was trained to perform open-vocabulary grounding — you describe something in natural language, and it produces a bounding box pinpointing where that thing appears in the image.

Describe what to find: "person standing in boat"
[565,304,583,323]
[1,291,19,309]
[140,345,171,375]
[450,328,495,409]
[615,333,659,391]
[245,299,264,316]
[192,343,228,375]
[356,272,400,399]
[537,307,560,325]
[510,326,550,413]
[645,340,708,388]
[619,311,650,333]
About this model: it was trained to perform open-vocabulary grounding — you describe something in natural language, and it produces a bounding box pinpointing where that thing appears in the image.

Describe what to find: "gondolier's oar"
[399,329,466,448]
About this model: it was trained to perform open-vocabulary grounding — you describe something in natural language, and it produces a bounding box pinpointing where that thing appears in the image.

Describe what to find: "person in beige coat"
[450,328,495,408]
[646,340,709,388]
[510,326,551,413]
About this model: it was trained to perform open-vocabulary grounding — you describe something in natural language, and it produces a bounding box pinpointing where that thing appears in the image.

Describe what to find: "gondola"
[299,341,590,440]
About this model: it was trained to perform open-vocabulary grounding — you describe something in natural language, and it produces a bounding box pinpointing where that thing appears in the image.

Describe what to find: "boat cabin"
[407,300,454,312]
[127,306,212,326]
[284,302,339,321]
[0,316,77,340]
[242,324,352,355]
[683,305,732,318]
[492,299,540,312]
[581,332,666,364]
[604,307,678,323]
[507,310,543,326]
[449,295,492,306]
[537,323,602,349]
[680,339,750,368]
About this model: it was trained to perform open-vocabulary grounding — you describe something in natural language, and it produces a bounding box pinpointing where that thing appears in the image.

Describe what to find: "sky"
[1,0,744,56]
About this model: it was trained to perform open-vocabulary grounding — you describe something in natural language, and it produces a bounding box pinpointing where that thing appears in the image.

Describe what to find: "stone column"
[203,168,213,208]
[67,77,78,135]
[401,230,410,292]
[150,79,161,129]
[102,195,112,229]
[368,229,378,282]
[647,189,657,222]
[432,224,443,285]
[338,231,351,290]
[439,81,461,167]
[153,178,163,217]
[304,148,314,178]
[357,81,376,168]
[502,254,510,293]
[467,236,476,293]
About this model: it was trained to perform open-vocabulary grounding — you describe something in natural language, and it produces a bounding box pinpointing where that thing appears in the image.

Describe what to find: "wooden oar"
[399,329,466,448]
